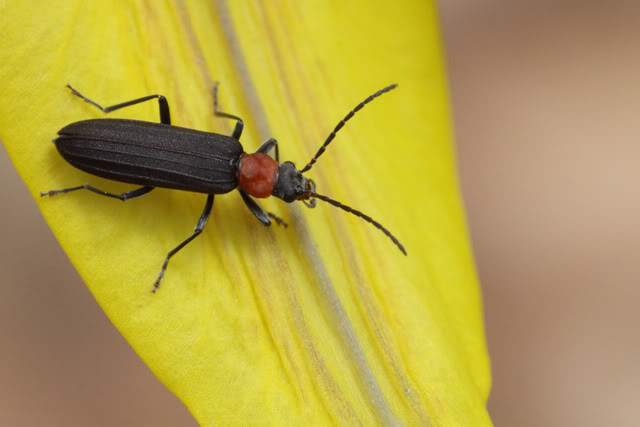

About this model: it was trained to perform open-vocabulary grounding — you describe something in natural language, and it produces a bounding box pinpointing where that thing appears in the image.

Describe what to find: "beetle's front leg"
[238,190,288,227]
[256,138,280,163]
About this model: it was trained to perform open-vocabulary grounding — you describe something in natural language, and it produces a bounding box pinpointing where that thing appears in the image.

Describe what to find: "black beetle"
[42,83,406,292]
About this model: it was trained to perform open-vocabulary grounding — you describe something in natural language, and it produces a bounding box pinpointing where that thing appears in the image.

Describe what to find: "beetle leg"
[40,185,154,201]
[238,190,271,226]
[238,190,288,228]
[267,212,288,228]
[152,194,215,293]
[212,82,244,140]
[256,138,280,163]
[66,84,171,125]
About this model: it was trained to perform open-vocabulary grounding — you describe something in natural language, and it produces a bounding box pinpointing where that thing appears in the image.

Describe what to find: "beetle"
[42,83,406,292]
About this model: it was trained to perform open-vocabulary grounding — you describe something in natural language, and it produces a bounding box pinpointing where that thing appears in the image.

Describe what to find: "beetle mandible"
[42,83,406,292]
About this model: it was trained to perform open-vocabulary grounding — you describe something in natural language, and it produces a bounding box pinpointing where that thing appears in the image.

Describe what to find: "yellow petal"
[1,1,491,425]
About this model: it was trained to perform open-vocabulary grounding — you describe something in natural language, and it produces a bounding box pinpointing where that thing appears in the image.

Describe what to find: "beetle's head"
[268,84,406,255]
[272,161,316,208]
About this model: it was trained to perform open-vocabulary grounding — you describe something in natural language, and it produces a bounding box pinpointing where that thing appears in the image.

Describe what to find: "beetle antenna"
[300,84,398,173]
[305,192,407,255]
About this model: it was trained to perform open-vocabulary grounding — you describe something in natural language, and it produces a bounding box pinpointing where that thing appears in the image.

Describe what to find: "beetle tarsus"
[267,212,288,228]
[152,274,164,293]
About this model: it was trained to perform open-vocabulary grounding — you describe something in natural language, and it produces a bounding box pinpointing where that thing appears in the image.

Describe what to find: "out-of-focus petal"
[0,1,491,425]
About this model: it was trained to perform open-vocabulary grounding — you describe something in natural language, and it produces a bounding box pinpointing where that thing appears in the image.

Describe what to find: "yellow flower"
[0,1,491,425]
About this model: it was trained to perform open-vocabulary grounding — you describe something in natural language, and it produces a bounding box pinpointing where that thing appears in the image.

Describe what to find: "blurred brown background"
[2,1,639,425]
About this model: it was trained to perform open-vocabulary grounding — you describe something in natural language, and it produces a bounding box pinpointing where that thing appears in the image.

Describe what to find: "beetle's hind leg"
[66,84,171,125]
[40,185,154,201]
[213,82,244,140]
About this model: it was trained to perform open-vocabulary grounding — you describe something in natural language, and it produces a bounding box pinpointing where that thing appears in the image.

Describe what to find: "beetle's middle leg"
[66,84,171,125]
[40,185,154,201]
[152,194,215,293]
[213,82,244,140]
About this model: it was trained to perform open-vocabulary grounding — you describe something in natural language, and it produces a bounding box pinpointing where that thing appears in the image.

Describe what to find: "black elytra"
[42,83,406,292]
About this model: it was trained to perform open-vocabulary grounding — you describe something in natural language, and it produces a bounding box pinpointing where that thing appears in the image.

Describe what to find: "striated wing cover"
[55,119,243,194]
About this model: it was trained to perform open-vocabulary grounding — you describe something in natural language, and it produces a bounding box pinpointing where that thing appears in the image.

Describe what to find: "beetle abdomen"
[56,119,243,194]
